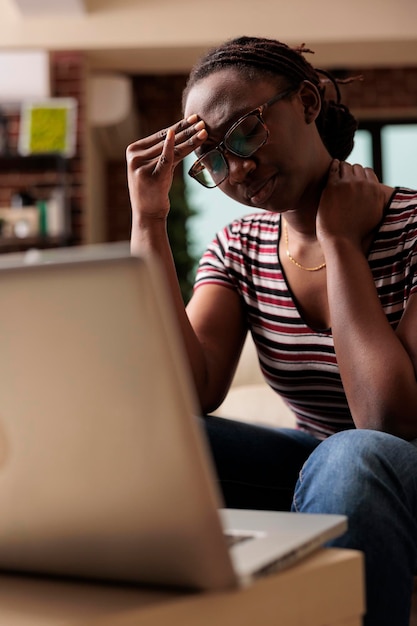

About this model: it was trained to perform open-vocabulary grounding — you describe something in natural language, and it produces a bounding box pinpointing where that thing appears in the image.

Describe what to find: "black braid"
[183,36,358,160]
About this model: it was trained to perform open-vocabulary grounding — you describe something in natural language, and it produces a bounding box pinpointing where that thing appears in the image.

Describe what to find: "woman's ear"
[298,80,321,124]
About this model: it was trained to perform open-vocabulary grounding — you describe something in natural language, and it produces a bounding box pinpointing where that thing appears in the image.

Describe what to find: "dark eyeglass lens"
[195,150,227,187]
[227,115,267,156]
[190,115,268,188]
[191,165,216,188]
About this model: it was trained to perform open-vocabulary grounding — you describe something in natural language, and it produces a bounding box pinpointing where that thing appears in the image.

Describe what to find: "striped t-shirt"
[194,187,417,439]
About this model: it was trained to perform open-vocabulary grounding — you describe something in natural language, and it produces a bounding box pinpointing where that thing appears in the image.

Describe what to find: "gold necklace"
[283,221,326,272]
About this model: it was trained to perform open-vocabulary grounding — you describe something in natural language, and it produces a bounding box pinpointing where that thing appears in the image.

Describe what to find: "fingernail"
[194,120,205,131]
[187,114,198,123]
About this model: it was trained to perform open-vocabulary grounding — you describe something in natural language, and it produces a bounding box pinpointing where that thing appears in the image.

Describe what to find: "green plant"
[168,176,198,303]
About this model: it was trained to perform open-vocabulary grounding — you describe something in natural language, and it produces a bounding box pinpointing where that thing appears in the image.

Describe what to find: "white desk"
[0,548,364,626]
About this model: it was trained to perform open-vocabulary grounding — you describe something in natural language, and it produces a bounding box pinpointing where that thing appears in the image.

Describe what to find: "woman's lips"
[249,176,277,205]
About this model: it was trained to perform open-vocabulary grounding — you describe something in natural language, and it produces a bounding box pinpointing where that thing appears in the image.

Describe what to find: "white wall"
[0,0,416,70]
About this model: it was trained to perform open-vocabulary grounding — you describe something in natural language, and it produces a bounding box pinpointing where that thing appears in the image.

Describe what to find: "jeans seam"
[293,464,305,512]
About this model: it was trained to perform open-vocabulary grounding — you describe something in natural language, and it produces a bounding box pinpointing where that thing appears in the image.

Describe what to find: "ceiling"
[3,0,417,74]
[10,0,87,16]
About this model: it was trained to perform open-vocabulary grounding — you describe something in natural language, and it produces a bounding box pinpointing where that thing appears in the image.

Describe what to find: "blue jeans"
[202,415,417,626]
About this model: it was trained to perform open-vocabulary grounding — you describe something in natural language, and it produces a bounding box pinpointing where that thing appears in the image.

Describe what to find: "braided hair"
[183,36,358,160]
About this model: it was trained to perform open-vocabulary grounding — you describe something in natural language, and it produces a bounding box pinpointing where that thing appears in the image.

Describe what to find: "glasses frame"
[188,86,296,189]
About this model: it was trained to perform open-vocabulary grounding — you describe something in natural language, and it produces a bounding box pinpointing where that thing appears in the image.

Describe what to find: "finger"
[350,163,380,182]
[126,132,167,167]
[173,121,207,159]
[363,166,379,182]
[128,118,206,165]
[154,127,176,174]
[337,161,367,180]
[353,163,367,178]
[154,124,206,174]
[154,116,206,153]
[339,161,356,178]
[327,158,341,180]
[127,117,199,162]
[127,127,171,153]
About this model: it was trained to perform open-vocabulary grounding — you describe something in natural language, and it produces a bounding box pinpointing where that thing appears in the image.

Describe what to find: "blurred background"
[0,0,416,300]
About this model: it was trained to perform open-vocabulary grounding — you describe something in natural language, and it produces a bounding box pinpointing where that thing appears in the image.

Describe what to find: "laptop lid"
[0,244,237,590]
[0,243,347,590]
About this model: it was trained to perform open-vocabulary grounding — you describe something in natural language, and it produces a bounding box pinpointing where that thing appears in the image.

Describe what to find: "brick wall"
[50,51,87,245]
[0,50,87,251]
[106,74,187,242]
[339,67,417,111]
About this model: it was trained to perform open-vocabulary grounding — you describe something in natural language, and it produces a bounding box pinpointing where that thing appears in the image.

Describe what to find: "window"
[350,121,417,189]
[381,124,417,188]
[349,129,373,169]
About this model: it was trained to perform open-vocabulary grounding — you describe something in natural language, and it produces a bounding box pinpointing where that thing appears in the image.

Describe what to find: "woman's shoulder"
[377,187,417,250]
[208,211,281,263]
[383,187,417,231]
[226,211,281,236]
[388,186,417,209]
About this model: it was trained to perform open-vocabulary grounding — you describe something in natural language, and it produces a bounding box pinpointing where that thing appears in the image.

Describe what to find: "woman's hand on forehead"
[128,115,207,166]
[126,115,207,221]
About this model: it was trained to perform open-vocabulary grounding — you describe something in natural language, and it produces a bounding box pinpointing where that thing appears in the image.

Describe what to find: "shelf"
[0,153,67,172]
[0,235,71,253]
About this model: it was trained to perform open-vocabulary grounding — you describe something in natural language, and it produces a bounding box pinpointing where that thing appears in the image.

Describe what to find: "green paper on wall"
[18,98,77,157]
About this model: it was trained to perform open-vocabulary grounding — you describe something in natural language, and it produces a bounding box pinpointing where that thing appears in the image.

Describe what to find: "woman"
[126,36,417,625]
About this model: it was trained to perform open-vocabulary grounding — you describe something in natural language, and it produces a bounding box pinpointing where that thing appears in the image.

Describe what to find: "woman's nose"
[225,153,256,185]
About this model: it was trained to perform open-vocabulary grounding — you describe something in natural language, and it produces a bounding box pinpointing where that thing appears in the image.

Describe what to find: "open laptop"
[0,243,346,591]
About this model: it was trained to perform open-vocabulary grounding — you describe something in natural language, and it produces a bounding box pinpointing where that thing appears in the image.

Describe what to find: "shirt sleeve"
[193,220,243,293]
[404,195,417,297]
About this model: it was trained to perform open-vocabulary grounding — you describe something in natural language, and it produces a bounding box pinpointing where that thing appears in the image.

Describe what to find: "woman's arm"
[317,160,417,439]
[127,118,247,411]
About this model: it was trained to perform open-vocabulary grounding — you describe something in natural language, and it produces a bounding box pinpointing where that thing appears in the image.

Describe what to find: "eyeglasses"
[187,87,295,189]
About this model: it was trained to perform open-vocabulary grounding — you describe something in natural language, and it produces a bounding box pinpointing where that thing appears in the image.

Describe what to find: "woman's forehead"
[184,69,273,127]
